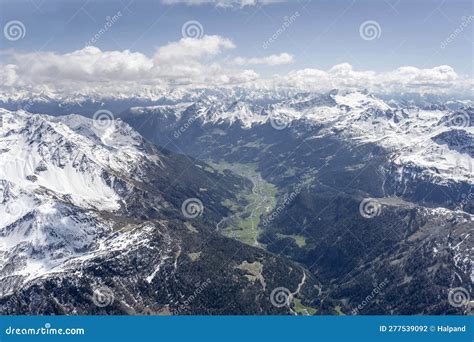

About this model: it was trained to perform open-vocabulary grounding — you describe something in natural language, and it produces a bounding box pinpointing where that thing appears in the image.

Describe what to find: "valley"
[0,108,324,315]
[0,88,472,315]
[1,0,472,322]
[212,162,277,248]
[115,89,472,315]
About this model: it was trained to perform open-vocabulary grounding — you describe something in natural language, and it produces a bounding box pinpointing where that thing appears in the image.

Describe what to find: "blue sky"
[1,0,472,72]
[0,0,472,96]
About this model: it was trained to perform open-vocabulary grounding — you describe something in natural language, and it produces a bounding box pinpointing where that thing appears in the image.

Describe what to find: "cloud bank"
[232,53,294,66]
[0,35,472,100]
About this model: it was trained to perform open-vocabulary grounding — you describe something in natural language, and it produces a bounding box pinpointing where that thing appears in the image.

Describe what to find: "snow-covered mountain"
[120,90,473,186]
[0,88,472,315]
[117,89,473,315]
[0,109,158,293]
[0,108,324,315]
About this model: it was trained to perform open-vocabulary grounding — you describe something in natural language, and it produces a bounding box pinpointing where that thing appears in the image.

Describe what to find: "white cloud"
[274,63,470,95]
[279,63,375,90]
[0,64,18,87]
[7,47,154,84]
[0,37,471,99]
[384,65,459,90]
[154,36,235,62]
[151,36,239,85]
[232,53,294,66]
[1,35,247,89]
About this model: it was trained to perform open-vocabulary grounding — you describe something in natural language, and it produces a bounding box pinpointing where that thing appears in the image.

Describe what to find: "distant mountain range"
[119,89,473,187]
[1,87,472,117]
[0,88,472,315]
